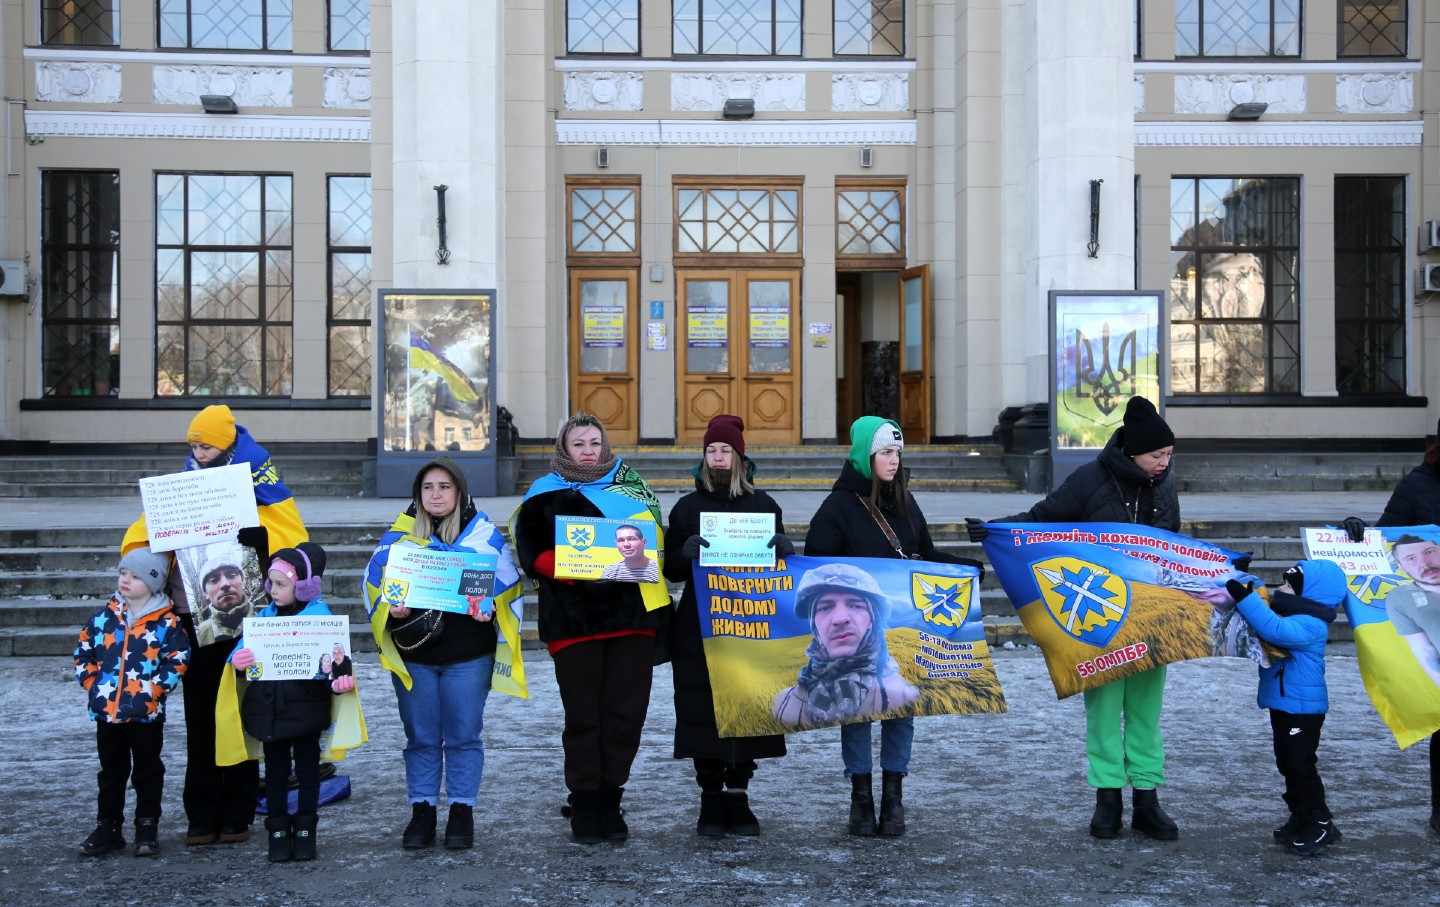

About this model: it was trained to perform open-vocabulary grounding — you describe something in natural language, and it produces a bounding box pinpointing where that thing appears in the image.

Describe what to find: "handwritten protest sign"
[698,512,777,568]
[381,542,497,615]
[140,463,260,553]
[1301,527,1391,576]
[241,615,351,682]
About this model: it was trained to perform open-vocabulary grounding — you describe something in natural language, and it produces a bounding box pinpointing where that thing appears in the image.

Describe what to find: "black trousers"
[1270,710,1329,820]
[1432,730,1439,811]
[551,634,654,792]
[694,758,757,792]
[96,722,165,822]
[263,732,322,818]
[180,616,260,832]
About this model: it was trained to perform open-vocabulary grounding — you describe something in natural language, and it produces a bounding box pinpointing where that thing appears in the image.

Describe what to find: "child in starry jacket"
[74,547,191,858]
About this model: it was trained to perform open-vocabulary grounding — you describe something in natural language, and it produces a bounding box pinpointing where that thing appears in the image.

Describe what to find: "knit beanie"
[847,416,904,480]
[1120,396,1175,457]
[702,414,746,457]
[187,404,237,449]
[119,547,170,596]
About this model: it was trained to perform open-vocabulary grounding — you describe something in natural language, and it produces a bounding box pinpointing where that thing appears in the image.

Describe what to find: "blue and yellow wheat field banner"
[1325,525,1440,749]
[696,555,1005,738]
[984,523,1248,699]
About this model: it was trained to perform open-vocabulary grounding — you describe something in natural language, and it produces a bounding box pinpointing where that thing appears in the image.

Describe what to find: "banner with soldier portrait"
[695,555,1005,738]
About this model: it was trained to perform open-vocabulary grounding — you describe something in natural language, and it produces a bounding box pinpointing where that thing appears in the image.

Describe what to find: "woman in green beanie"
[805,416,983,838]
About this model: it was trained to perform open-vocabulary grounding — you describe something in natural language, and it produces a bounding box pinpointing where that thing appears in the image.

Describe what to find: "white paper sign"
[140,463,260,553]
[1301,527,1391,576]
[698,511,778,568]
[241,615,352,682]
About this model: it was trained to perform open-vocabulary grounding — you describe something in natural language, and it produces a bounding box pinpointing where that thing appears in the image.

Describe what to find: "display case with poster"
[376,290,498,496]
[1048,291,1165,490]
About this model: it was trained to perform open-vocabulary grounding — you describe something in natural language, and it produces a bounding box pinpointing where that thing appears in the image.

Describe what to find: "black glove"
[767,533,796,557]
[680,535,710,560]
[1341,516,1367,544]
[1232,554,1252,573]
[965,518,989,543]
[1225,579,1255,603]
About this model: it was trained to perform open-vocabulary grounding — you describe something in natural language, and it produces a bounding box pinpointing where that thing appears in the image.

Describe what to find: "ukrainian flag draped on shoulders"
[120,424,308,557]
[365,507,529,698]
[516,458,670,612]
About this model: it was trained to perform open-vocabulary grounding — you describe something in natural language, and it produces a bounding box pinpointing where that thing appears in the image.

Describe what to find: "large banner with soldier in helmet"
[695,556,1006,738]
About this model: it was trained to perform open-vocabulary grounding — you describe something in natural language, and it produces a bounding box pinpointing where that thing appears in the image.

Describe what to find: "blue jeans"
[840,717,914,776]
[392,655,493,806]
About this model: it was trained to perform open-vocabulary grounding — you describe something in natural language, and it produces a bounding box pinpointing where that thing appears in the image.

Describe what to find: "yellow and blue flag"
[408,333,480,404]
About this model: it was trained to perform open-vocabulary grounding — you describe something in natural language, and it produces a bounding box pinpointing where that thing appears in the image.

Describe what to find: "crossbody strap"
[855,494,910,559]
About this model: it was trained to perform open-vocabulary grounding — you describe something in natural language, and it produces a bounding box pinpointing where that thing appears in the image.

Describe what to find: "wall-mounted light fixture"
[722,99,755,120]
[1228,101,1267,121]
[1087,179,1103,259]
[596,146,610,169]
[860,147,873,168]
[434,184,451,266]
[200,94,237,114]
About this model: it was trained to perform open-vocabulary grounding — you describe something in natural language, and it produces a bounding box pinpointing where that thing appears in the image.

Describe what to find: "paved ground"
[1,648,1435,906]
[0,490,1395,529]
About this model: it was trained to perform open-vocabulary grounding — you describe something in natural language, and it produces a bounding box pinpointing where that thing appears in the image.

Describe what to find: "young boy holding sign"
[230,544,354,863]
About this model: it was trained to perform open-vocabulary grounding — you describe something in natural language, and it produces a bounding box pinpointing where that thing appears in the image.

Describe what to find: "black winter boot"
[570,791,604,845]
[847,773,876,837]
[265,815,293,863]
[291,813,317,861]
[1287,816,1339,856]
[1131,789,1179,841]
[402,803,436,850]
[133,817,160,857]
[600,787,629,842]
[724,791,760,836]
[697,792,727,838]
[1272,812,1305,844]
[1090,788,1123,839]
[878,771,906,837]
[1429,809,1439,837]
[81,819,125,857]
[444,803,474,850]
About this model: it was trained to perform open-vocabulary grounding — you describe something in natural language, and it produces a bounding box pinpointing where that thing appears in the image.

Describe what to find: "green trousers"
[1083,665,1166,789]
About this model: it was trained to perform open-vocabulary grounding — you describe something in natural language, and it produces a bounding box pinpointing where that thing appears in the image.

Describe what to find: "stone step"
[0,480,364,498]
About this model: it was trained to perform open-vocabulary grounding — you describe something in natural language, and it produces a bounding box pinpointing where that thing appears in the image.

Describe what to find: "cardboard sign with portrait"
[174,536,268,648]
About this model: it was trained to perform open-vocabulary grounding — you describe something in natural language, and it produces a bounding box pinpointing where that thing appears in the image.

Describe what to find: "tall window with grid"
[42,1,119,46]
[328,176,374,397]
[1339,2,1406,57]
[158,0,292,50]
[328,0,370,51]
[1168,177,1301,395]
[675,185,800,255]
[674,0,802,55]
[1335,177,1406,395]
[1175,1,1300,57]
[567,0,640,53]
[42,171,120,397]
[833,0,903,56]
[155,173,294,397]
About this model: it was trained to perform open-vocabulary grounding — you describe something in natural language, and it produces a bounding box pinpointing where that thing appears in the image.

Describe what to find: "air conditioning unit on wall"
[1419,263,1440,297]
[1423,221,1440,253]
[0,260,27,296]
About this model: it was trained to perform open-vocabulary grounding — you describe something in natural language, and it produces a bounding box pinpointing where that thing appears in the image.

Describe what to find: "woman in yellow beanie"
[120,403,309,846]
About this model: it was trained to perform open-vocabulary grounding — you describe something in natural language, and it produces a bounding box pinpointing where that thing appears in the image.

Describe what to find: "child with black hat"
[230,542,353,862]
[75,546,191,857]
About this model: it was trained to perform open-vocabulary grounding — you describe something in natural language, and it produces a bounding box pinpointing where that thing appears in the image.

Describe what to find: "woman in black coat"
[967,396,1180,843]
[1343,422,1440,838]
[805,415,984,839]
[666,415,790,838]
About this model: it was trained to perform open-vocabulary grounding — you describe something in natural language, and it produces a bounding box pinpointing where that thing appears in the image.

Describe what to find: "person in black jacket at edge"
[804,415,985,838]
[966,396,1182,843]
[666,414,794,838]
[1337,418,1440,840]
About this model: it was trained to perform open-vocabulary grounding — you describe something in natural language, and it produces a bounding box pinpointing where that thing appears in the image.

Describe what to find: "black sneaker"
[133,818,160,857]
[1288,818,1339,856]
[401,803,437,850]
[1272,813,1304,843]
[81,820,125,857]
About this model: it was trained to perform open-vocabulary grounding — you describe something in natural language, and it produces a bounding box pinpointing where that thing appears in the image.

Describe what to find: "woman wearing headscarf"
[966,396,1181,842]
[364,458,525,850]
[665,414,791,837]
[512,414,669,845]
[805,416,984,838]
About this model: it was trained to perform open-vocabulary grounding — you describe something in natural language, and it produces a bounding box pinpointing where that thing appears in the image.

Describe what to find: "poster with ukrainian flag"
[1307,525,1440,749]
[696,555,1005,738]
[984,523,1248,698]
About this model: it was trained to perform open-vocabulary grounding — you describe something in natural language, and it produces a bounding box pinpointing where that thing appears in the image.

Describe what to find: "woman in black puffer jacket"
[967,396,1180,843]
[665,415,791,838]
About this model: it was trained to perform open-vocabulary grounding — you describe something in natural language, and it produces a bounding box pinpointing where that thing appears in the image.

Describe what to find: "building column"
[389,0,506,382]
[1007,0,1135,406]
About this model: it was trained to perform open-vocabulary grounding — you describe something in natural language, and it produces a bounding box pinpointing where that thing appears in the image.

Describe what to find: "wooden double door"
[676,269,801,445]
[570,269,640,444]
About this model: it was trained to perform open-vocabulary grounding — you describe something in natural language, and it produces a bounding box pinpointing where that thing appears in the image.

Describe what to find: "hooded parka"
[1001,428,1180,531]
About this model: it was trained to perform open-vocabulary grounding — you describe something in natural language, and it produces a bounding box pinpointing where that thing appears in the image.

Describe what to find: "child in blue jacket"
[230,543,353,863]
[1226,559,1348,856]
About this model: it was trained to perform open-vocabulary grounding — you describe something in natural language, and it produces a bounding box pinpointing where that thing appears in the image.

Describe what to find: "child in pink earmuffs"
[230,542,353,863]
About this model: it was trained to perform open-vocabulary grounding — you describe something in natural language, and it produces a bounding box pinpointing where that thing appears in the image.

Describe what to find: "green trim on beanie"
[847,416,902,480]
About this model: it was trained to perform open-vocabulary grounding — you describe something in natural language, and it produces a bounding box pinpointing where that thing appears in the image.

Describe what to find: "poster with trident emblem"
[1048,291,1165,490]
